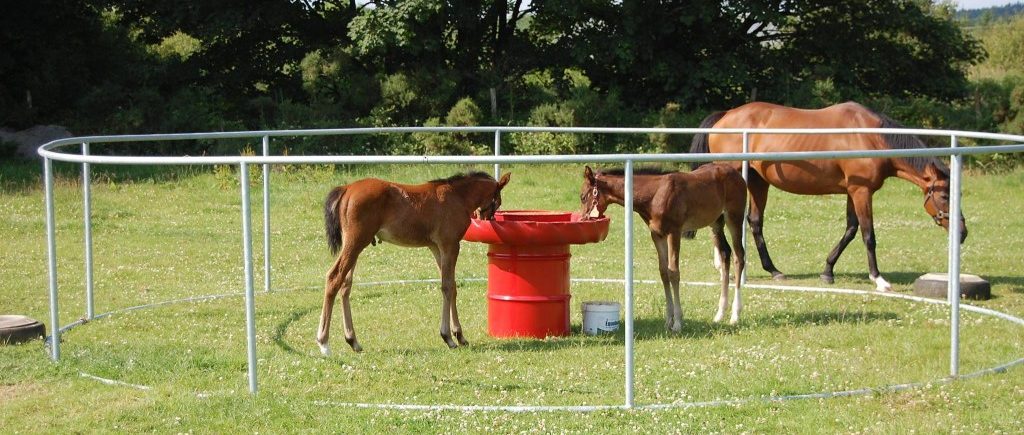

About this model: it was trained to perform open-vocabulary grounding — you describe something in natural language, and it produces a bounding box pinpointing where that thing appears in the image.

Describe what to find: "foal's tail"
[324,186,346,256]
[688,111,726,170]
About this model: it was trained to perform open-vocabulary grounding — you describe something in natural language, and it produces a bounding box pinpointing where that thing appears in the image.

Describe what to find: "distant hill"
[959,3,1024,23]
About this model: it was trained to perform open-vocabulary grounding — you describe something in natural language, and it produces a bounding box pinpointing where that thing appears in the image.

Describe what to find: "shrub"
[648,102,693,154]
[410,98,489,156]
[509,103,581,155]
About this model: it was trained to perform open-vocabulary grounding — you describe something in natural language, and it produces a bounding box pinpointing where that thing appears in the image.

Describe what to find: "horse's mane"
[598,167,675,176]
[431,171,495,183]
[872,109,949,177]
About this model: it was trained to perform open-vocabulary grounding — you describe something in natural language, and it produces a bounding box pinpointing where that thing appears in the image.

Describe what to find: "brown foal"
[580,164,747,330]
[318,171,511,355]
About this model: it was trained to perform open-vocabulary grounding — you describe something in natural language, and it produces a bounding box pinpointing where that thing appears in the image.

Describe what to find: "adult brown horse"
[318,171,511,356]
[580,164,746,329]
[690,101,967,291]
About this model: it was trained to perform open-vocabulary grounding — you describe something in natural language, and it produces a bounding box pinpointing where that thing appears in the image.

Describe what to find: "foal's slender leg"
[746,173,785,280]
[431,244,463,348]
[725,211,746,324]
[317,255,345,356]
[650,232,676,331]
[710,218,732,323]
[317,239,368,355]
[666,230,683,332]
[850,188,891,291]
[821,195,860,284]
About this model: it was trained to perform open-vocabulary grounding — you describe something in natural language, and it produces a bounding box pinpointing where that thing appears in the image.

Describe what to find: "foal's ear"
[584,166,596,183]
[497,172,511,190]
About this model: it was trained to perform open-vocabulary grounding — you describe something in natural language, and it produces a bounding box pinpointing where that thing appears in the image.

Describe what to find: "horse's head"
[580,166,611,220]
[476,172,511,220]
[922,162,967,243]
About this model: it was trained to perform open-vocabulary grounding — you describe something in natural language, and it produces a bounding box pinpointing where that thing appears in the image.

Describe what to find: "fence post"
[240,163,259,393]
[262,136,272,293]
[741,131,750,285]
[82,143,95,319]
[44,157,61,361]
[948,136,963,378]
[494,130,502,179]
[623,160,635,409]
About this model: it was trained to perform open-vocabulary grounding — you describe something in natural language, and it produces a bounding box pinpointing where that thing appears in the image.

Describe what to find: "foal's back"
[338,178,453,248]
[650,164,746,233]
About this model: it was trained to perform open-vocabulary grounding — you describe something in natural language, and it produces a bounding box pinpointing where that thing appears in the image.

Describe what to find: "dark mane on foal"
[430,171,495,183]
[598,167,676,176]
[871,109,949,177]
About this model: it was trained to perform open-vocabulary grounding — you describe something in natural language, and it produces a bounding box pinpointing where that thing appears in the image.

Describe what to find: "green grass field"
[1,161,1022,432]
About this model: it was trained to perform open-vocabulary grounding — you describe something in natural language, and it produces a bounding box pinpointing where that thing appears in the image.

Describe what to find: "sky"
[957,0,1022,9]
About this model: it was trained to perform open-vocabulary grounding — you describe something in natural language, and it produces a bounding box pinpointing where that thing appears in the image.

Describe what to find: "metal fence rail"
[38,126,1024,405]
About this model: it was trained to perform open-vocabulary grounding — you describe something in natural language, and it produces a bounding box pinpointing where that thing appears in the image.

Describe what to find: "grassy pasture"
[1,162,1023,433]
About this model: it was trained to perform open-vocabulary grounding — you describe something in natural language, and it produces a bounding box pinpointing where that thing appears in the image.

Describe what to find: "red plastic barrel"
[464,211,610,338]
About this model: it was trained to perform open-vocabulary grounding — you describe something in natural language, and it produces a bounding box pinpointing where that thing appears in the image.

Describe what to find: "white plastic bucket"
[582,301,620,335]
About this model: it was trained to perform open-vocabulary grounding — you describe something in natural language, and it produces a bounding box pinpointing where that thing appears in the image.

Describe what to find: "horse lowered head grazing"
[317,171,511,356]
[690,101,967,291]
[580,164,747,329]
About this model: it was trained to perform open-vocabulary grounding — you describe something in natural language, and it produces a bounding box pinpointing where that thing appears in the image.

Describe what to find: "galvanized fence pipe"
[239,163,259,393]
[82,142,95,319]
[494,130,502,178]
[44,157,60,361]
[37,127,1024,395]
[623,160,635,408]
[948,135,964,377]
[741,132,750,285]
[262,136,272,293]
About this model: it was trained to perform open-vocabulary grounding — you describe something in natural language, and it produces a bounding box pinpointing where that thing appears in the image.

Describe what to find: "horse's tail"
[324,185,346,256]
[689,111,727,170]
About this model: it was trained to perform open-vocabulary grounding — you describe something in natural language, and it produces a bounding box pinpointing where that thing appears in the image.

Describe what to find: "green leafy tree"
[530,1,767,109]
[348,0,537,122]
[768,0,984,103]
[977,14,1024,76]
[529,0,983,110]
[102,0,362,120]
[0,0,146,128]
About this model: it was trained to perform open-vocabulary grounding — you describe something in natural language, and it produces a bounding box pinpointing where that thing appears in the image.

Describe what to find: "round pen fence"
[38,126,1024,410]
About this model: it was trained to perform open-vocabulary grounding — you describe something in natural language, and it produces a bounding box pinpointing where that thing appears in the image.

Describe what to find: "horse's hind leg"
[725,209,745,324]
[747,173,784,280]
[317,240,367,355]
[710,217,732,323]
[317,255,344,356]
[821,195,860,284]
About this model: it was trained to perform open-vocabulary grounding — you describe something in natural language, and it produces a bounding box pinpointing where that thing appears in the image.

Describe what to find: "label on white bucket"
[582,301,620,335]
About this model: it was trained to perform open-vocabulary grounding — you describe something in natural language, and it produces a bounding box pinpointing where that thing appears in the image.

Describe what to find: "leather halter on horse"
[925,183,950,226]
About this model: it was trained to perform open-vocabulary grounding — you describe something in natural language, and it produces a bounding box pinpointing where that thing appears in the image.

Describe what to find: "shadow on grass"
[0,161,215,194]
[978,275,1024,295]
[771,270,1024,297]
[472,307,901,354]
[745,309,899,329]
[271,306,319,356]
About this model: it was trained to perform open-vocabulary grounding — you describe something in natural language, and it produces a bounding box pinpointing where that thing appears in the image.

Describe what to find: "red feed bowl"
[463,210,610,245]
[463,210,611,338]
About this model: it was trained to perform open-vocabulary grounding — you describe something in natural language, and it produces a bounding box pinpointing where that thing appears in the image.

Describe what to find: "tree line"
[2,0,1021,157]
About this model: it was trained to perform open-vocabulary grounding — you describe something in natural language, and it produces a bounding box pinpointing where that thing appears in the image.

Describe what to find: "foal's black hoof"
[345,337,363,353]
[819,273,835,284]
[441,333,459,349]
